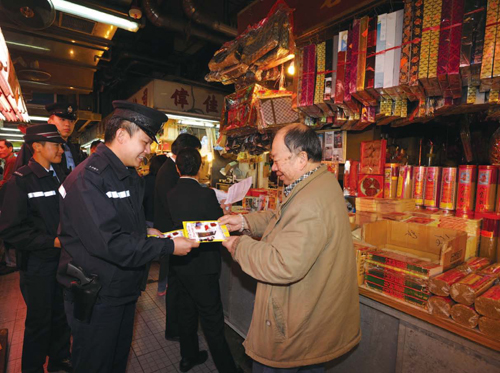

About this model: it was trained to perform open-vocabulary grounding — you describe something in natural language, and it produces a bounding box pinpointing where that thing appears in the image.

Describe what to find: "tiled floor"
[0,262,249,373]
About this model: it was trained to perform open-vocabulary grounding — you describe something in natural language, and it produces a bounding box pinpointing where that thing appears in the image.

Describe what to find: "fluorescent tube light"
[29,116,49,122]
[0,133,23,137]
[167,113,219,124]
[3,138,24,142]
[6,41,50,51]
[0,127,21,132]
[52,0,140,32]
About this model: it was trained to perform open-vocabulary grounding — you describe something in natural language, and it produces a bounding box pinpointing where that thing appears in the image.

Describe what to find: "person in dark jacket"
[15,102,86,175]
[168,147,238,373]
[0,124,72,373]
[57,101,199,373]
[154,133,201,334]
[143,154,167,226]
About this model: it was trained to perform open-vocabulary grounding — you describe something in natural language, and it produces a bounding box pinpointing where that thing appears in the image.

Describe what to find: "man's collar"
[95,143,131,180]
[28,158,53,178]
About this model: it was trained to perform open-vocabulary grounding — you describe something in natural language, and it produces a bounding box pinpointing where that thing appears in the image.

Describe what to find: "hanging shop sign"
[128,80,225,119]
[0,27,29,123]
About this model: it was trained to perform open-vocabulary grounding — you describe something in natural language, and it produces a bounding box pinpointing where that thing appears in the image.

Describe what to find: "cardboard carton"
[363,220,467,273]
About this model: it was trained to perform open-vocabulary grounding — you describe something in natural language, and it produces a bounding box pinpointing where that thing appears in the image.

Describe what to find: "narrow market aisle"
[0,262,246,373]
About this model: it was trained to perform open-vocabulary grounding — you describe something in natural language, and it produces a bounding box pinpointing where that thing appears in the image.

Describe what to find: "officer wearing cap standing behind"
[0,124,72,373]
[15,103,86,174]
[57,101,199,373]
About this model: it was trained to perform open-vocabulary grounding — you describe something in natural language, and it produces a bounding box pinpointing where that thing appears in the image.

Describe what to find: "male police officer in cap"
[0,124,72,373]
[57,101,199,373]
[15,102,86,174]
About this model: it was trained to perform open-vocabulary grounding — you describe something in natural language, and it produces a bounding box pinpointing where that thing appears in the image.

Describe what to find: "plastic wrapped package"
[344,160,360,197]
[365,263,429,294]
[450,273,497,305]
[450,304,480,328]
[360,140,387,175]
[429,268,468,296]
[475,285,500,319]
[491,126,500,165]
[479,263,500,278]
[478,214,499,261]
[428,296,455,319]
[478,317,500,340]
[256,95,298,130]
[208,40,242,72]
[457,256,492,273]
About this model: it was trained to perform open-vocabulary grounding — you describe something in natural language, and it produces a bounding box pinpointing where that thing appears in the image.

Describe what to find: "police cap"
[24,124,65,144]
[111,101,167,143]
[45,102,77,120]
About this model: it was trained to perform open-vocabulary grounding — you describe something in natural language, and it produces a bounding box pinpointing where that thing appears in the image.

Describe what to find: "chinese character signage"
[128,80,224,118]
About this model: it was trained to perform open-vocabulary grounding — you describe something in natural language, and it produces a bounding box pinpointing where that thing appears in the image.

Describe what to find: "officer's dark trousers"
[19,256,71,373]
[165,270,180,338]
[177,272,237,373]
[64,300,136,373]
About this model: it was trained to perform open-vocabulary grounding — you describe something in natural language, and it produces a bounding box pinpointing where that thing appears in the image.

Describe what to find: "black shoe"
[179,350,208,372]
[165,334,180,342]
[47,358,72,373]
[0,266,17,276]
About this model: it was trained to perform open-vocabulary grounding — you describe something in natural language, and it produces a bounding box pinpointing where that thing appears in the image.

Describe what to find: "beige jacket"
[233,165,361,368]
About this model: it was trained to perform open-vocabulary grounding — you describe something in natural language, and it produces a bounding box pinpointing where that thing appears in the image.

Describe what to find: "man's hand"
[54,237,61,248]
[220,199,232,215]
[219,214,244,232]
[222,236,240,255]
[147,227,165,238]
[173,237,200,256]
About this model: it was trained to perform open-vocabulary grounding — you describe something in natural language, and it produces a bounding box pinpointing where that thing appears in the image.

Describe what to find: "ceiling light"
[0,133,23,137]
[0,127,21,132]
[28,116,49,122]
[6,41,50,51]
[2,138,24,142]
[287,60,295,76]
[52,0,140,32]
[167,113,219,124]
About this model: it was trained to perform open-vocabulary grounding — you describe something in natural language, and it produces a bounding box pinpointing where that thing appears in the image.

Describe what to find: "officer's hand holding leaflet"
[173,237,199,256]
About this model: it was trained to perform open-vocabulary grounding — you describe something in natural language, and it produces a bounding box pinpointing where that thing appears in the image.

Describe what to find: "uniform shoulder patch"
[14,166,33,177]
[85,155,108,174]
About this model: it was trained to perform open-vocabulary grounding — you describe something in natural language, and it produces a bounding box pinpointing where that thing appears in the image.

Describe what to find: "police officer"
[0,124,72,373]
[57,101,199,373]
[15,102,86,174]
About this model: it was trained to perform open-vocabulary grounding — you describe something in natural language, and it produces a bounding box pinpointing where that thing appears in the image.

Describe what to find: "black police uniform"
[15,103,86,175]
[15,140,86,175]
[58,143,175,373]
[0,159,71,373]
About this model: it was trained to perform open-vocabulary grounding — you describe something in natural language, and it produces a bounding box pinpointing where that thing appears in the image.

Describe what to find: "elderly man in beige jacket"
[220,123,360,373]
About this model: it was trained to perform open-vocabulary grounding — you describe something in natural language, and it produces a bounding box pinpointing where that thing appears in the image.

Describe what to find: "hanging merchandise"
[219,84,297,137]
[205,1,294,87]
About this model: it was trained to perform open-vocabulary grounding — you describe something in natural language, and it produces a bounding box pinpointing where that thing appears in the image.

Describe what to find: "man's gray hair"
[278,123,322,162]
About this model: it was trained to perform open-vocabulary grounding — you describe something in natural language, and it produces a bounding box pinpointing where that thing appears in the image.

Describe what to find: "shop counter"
[220,250,500,373]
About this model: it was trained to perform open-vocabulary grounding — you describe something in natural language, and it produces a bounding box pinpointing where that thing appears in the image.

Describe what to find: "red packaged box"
[360,139,387,175]
[358,174,384,198]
